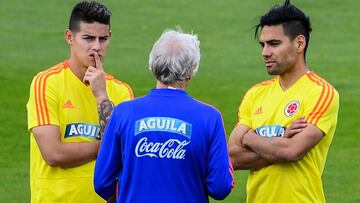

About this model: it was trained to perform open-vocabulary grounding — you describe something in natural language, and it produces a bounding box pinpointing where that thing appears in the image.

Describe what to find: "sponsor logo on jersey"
[64,123,100,139]
[63,100,74,108]
[256,125,286,137]
[254,106,263,115]
[135,117,192,138]
[284,100,300,117]
[135,137,190,159]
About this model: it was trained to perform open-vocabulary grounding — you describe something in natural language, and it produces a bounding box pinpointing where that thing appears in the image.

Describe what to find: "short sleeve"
[304,84,339,135]
[27,73,59,130]
[237,89,253,128]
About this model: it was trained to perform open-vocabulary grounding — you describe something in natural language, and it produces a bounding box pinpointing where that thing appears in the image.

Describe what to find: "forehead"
[76,21,110,36]
[259,25,288,42]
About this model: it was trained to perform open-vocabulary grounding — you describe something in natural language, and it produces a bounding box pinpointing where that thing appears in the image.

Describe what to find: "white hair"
[149,29,200,85]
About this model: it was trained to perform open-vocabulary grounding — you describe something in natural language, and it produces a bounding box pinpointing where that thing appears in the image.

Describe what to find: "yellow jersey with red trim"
[237,71,339,203]
[27,61,134,203]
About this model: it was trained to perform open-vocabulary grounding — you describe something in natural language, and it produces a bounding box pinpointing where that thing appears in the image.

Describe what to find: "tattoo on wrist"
[97,99,115,140]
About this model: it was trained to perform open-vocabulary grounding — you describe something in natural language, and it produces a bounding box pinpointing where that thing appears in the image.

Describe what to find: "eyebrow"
[82,34,110,38]
[265,39,281,44]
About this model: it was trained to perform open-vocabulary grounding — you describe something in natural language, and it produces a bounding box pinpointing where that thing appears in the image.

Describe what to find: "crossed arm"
[227,125,272,170]
[228,118,324,170]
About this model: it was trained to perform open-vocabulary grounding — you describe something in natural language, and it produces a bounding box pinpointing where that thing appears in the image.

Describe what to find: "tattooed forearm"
[97,99,115,139]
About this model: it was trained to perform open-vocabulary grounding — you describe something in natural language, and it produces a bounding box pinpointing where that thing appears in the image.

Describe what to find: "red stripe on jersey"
[33,74,41,125]
[253,78,276,87]
[105,74,134,99]
[34,64,65,125]
[306,73,327,123]
[306,73,333,125]
[313,84,334,125]
[228,160,235,188]
[35,73,46,125]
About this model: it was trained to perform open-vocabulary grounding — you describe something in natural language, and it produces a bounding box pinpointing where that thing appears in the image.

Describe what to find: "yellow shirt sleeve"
[27,72,60,130]
[237,88,253,128]
[304,84,339,135]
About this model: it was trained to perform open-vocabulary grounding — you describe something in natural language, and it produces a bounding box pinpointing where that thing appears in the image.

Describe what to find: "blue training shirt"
[94,88,234,203]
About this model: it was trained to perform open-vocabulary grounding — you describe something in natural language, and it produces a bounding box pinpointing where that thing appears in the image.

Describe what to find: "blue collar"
[149,88,188,97]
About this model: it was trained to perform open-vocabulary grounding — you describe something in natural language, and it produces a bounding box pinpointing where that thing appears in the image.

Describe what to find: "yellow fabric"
[237,71,339,203]
[27,61,133,203]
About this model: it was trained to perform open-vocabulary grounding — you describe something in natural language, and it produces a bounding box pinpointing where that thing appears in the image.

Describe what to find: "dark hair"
[69,1,111,32]
[255,0,312,56]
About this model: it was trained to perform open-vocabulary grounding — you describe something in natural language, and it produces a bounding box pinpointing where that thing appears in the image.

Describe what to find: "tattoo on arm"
[97,100,115,140]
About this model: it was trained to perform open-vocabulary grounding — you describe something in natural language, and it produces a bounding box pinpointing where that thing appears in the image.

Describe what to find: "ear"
[295,35,306,53]
[109,30,112,38]
[64,29,73,45]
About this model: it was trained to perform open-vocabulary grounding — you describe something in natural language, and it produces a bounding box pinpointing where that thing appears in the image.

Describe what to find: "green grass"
[0,0,359,202]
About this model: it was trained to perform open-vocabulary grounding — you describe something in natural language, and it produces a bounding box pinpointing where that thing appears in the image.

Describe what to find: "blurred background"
[0,0,359,202]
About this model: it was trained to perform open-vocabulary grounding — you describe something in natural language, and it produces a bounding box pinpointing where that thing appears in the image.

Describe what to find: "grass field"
[0,0,359,202]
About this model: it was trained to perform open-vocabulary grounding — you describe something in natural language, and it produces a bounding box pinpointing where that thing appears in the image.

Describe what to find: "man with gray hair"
[94,29,234,203]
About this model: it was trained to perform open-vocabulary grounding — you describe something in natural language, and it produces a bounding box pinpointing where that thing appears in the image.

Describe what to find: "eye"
[83,36,95,41]
[269,41,280,47]
[99,36,109,41]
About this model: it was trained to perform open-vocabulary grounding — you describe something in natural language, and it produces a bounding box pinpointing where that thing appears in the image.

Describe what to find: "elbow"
[207,171,234,200]
[228,154,238,169]
[285,151,305,162]
[94,183,107,200]
[228,147,245,170]
[93,177,113,201]
[42,153,63,167]
[229,156,246,170]
[208,184,232,200]
[276,148,305,163]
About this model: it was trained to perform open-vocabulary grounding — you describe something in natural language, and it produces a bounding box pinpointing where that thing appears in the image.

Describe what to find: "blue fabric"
[94,88,234,203]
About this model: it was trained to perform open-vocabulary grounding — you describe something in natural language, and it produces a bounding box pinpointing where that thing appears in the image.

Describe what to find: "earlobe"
[296,35,306,52]
[64,29,73,45]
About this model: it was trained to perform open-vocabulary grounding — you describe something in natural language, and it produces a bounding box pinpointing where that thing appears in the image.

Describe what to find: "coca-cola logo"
[135,137,190,159]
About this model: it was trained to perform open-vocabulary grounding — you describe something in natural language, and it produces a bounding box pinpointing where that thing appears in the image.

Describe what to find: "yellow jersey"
[27,61,133,203]
[237,71,339,203]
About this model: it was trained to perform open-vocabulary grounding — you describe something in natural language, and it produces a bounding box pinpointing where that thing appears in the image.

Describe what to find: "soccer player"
[227,0,339,202]
[94,29,234,203]
[26,1,133,202]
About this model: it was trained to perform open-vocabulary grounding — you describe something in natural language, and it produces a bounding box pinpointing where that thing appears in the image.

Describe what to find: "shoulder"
[191,98,223,117]
[243,78,277,97]
[31,61,67,88]
[113,95,145,112]
[305,71,339,99]
[105,73,133,97]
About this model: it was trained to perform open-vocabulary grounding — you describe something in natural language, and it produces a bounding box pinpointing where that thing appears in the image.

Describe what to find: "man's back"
[95,88,233,203]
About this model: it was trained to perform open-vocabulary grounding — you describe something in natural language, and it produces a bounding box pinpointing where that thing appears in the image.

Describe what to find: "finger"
[94,53,103,70]
[83,76,90,86]
[293,123,307,128]
[86,66,96,73]
[294,118,306,123]
[284,128,302,138]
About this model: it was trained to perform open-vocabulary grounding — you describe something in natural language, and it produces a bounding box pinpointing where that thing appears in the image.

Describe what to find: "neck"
[67,57,87,81]
[279,62,309,90]
[156,81,188,90]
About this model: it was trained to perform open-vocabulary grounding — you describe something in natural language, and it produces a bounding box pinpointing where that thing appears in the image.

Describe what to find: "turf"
[0,0,359,202]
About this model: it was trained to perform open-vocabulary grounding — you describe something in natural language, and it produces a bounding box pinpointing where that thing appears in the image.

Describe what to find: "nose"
[262,45,271,58]
[92,39,101,52]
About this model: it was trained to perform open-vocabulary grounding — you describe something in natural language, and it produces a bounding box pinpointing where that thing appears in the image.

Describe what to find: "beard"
[266,63,282,75]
